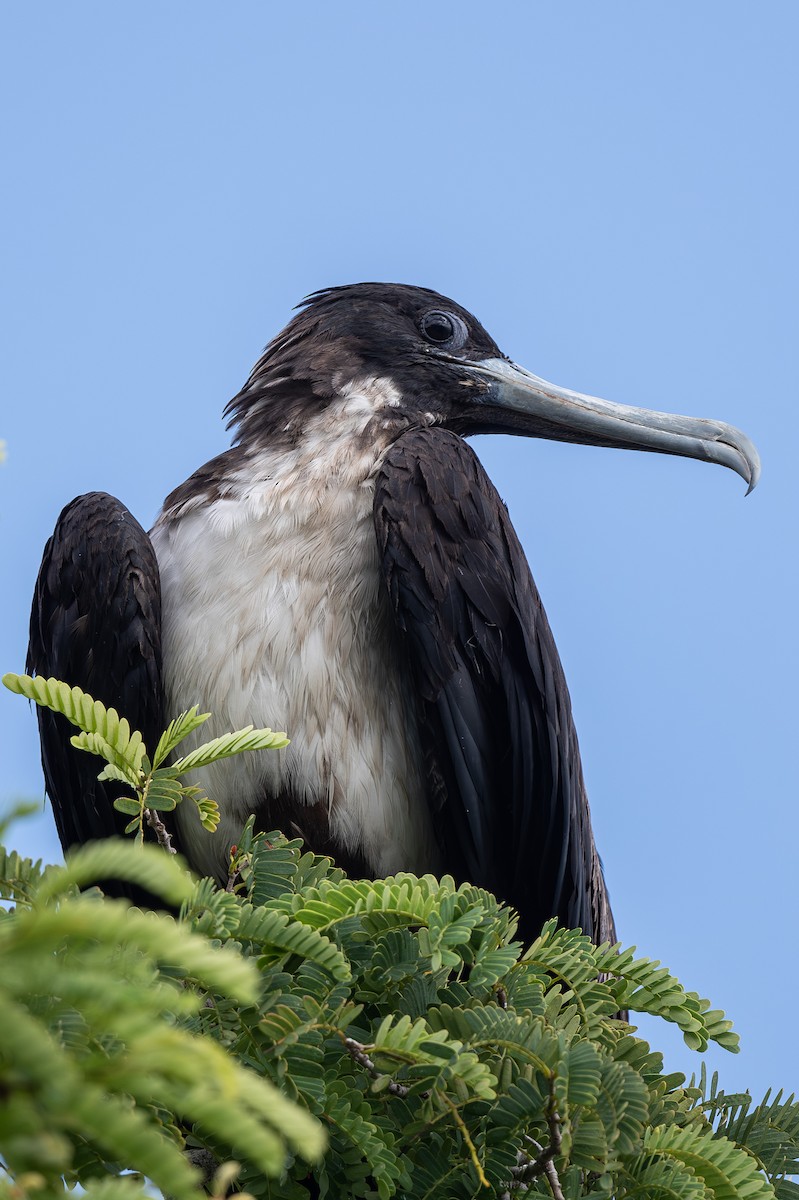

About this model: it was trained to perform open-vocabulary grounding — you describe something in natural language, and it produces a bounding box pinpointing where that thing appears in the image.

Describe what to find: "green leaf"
[33,840,194,907]
[645,1123,776,1200]
[71,730,143,785]
[194,794,221,831]
[113,797,143,816]
[152,705,212,769]
[623,1154,708,1200]
[171,724,289,773]
[236,904,350,981]
[145,773,183,812]
[566,1039,603,1108]
[3,674,148,778]
[97,763,136,786]
[0,844,45,903]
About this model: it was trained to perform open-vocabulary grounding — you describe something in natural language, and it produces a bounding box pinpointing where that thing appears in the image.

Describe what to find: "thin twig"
[541,1158,564,1200]
[144,806,176,853]
[343,1033,491,1194]
[440,1091,490,1189]
[343,1036,411,1098]
[509,1087,565,1199]
[226,844,247,892]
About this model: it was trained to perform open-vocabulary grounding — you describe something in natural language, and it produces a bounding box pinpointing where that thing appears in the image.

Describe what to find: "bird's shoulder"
[158,445,250,522]
[374,427,541,665]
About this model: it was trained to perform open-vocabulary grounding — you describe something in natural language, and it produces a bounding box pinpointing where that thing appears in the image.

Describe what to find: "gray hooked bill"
[470,357,761,494]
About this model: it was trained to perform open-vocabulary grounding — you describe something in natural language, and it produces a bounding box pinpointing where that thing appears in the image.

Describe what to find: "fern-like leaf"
[236,903,351,981]
[0,844,45,903]
[645,1122,777,1200]
[171,725,289,773]
[33,839,194,908]
[152,705,212,768]
[3,674,149,777]
[70,730,143,786]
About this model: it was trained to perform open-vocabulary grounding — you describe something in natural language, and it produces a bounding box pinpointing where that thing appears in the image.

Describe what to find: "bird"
[27,283,760,943]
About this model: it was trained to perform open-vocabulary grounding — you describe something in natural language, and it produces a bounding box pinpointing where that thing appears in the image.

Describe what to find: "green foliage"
[2,674,288,839]
[695,1068,799,1199]
[0,839,324,1200]
[3,824,797,1199]
[1,681,796,1198]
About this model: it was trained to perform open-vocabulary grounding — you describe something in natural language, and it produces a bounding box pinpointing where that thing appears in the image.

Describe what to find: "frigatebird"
[28,283,760,942]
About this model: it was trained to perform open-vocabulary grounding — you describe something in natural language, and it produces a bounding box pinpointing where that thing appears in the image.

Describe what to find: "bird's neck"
[159,375,434,527]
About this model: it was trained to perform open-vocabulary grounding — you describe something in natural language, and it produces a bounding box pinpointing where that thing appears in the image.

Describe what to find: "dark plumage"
[27,283,760,942]
[375,431,610,939]
[27,495,164,901]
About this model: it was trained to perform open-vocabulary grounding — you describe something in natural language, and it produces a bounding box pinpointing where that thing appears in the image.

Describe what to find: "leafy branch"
[2,673,288,844]
[2,678,797,1198]
[0,838,324,1200]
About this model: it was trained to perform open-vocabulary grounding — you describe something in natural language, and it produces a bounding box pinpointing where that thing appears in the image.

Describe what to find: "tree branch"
[144,806,176,853]
[507,1084,564,1199]
[343,1036,411,1098]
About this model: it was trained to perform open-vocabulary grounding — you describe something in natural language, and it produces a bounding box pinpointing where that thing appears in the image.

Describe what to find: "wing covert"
[374,430,615,944]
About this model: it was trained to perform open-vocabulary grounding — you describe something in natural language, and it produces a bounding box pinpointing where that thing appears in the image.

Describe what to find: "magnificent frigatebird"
[28,283,759,943]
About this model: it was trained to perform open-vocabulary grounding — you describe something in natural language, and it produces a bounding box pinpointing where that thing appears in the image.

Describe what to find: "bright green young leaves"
[0,838,325,1200]
[2,673,288,842]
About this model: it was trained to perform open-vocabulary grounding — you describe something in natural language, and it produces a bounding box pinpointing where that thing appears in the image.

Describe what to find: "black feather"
[27,492,170,897]
[374,429,616,944]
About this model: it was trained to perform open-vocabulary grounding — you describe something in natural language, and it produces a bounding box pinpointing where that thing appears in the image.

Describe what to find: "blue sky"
[1,4,796,1102]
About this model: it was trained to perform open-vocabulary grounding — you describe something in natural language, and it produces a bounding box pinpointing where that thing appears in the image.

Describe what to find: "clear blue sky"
[1,4,796,1102]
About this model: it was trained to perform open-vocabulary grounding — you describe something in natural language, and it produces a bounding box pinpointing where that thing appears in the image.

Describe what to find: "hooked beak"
[460,356,760,494]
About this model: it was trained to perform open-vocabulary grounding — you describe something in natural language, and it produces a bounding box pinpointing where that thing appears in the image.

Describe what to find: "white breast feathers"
[150,377,440,881]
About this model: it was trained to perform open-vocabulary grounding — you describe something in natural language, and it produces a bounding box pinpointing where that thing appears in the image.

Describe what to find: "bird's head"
[225,282,760,492]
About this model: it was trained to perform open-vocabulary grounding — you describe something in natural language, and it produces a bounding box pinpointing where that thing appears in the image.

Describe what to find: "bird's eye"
[420,310,469,349]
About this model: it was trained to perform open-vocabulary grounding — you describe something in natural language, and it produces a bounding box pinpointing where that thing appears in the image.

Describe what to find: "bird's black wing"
[374,430,615,944]
[27,492,168,864]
